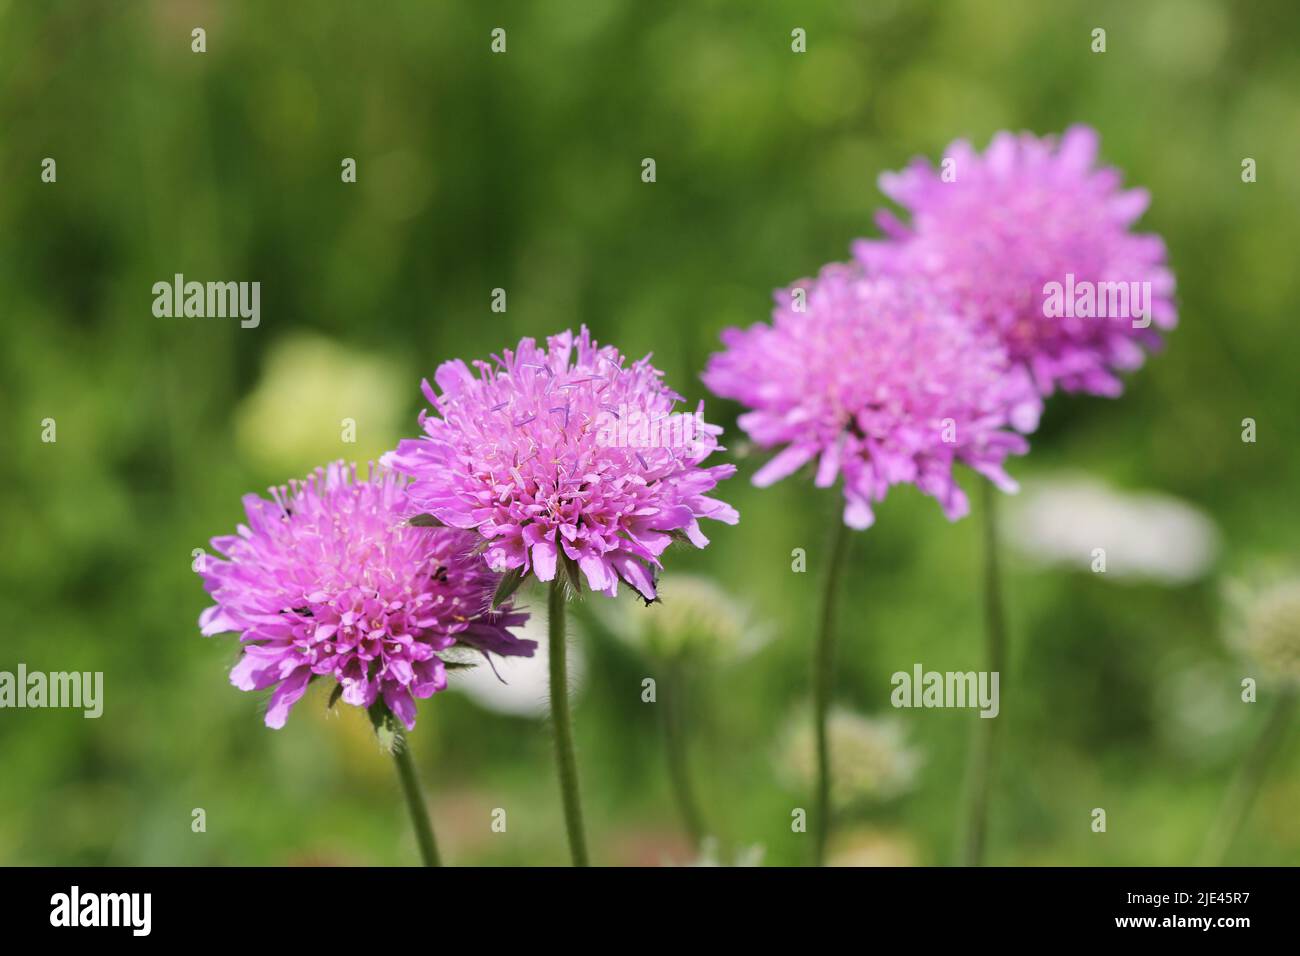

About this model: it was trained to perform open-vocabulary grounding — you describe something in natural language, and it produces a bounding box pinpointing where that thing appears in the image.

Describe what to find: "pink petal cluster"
[383,327,738,601]
[196,462,533,730]
[855,125,1176,397]
[703,265,1042,528]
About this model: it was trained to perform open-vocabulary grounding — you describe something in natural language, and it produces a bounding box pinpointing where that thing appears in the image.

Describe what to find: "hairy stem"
[662,656,706,848]
[959,479,1007,866]
[812,515,851,866]
[1200,689,1295,865]
[549,578,590,866]
[392,738,441,867]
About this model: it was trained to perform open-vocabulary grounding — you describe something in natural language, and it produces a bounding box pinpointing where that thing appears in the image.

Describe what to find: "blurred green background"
[2,0,1298,866]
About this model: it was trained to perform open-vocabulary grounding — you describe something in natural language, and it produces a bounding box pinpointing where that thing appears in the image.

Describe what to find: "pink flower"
[703,265,1041,529]
[383,327,738,601]
[196,462,533,730]
[855,125,1176,397]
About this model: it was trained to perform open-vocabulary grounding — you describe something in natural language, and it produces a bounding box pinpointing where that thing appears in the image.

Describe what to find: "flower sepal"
[560,552,584,598]
[491,566,526,610]
[367,701,403,754]
[405,513,444,528]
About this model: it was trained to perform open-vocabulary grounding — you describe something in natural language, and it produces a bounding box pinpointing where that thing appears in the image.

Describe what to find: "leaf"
[491,565,526,609]
[407,513,444,527]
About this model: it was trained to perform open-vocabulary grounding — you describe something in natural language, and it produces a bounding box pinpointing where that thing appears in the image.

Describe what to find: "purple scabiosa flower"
[854,125,1176,398]
[703,264,1042,529]
[196,462,534,731]
[382,327,738,601]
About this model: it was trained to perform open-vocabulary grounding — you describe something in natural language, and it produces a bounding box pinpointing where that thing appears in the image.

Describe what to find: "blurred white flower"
[447,607,585,718]
[777,708,921,808]
[1153,656,1249,762]
[680,837,765,867]
[1004,473,1218,584]
[598,574,768,662]
[235,333,408,474]
[827,827,919,867]
[1225,569,1300,685]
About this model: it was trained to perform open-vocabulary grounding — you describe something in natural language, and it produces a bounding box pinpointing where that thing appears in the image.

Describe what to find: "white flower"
[598,574,767,662]
[1153,657,1249,762]
[1225,570,1300,685]
[777,709,921,807]
[448,608,585,718]
[680,837,765,867]
[1004,473,1218,584]
[235,333,408,473]
[827,827,919,867]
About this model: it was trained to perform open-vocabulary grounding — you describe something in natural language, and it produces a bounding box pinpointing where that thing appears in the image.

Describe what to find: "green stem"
[392,738,441,867]
[812,515,851,866]
[959,478,1007,867]
[549,578,590,866]
[662,656,706,847]
[1200,689,1296,865]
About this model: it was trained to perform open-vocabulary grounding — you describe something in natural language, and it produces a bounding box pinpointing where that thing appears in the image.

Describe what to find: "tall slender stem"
[549,578,590,866]
[812,515,851,866]
[960,478,1007,867]
[662,656,706,847]
[1200,689,1296,865]
[392,738,441,867]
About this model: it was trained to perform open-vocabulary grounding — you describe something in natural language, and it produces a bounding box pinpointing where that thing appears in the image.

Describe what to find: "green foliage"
[1,0,1297,866]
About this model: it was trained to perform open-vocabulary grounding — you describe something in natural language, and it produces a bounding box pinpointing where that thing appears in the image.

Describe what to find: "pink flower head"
[196,462,534,730]
[382,327,738,602]
[855,125,1176,397]
[703,264,1042,529]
